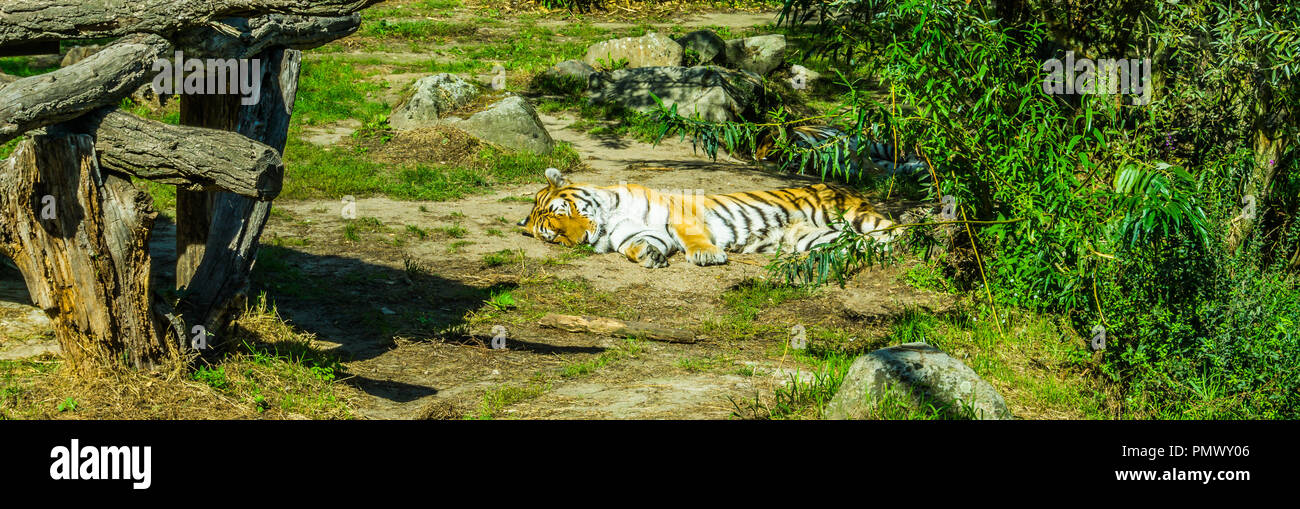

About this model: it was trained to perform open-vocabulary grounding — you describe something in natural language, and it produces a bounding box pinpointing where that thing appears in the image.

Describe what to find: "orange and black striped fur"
[519,168,899,268]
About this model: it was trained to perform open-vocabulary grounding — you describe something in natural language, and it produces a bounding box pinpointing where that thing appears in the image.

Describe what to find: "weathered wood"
[0,33,170,144]
[0,72,15,85]
[69,108,284,199]
[175,14,362,59]
[174,93,242,291]
[0,0,381,46]
[0,134,173,371]
[176,48,300,339]
[538,313,698,344]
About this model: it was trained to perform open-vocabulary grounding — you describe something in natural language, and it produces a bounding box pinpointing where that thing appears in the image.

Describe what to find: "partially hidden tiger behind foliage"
[518,168,901,268]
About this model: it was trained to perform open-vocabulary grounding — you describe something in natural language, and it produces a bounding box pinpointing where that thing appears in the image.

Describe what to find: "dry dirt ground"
[0,5,949,419]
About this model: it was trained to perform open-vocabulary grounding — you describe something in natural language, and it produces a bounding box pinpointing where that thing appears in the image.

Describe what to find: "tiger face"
[518,168,596,247]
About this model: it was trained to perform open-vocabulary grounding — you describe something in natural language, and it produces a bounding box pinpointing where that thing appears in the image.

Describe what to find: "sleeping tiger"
[518,168,901,268]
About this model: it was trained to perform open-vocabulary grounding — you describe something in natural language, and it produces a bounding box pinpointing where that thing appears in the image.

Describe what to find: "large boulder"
[586,65,761,122]
[826,342,1013,420]
[583,32,682,70]
[723,34,786,76]
[451,95,554,154]
[676,30,727,65]
[390,73,480,130]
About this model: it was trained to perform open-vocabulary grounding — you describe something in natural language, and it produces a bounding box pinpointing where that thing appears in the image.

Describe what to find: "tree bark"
[175,48,300,342]
[174,14,362,59]
[0,0,380,46]
[0,135,173,372]
[174,93,242,291]
[69,108,284,199]
[0,33,171,145]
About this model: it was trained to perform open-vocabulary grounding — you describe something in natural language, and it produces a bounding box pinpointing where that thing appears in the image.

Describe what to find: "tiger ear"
[545,167,568,189]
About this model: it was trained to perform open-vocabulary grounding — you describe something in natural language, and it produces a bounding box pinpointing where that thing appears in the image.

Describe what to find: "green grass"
[483,248,526,267]
[281,139,581,202]
[134,178,177,218]
[406,224,428,239]
[721,279,810,322]
[0,56,58,77]
[446,240,472,253]
[0,137,22,160]
[561,339,644,378]
[470,378,549,419]
[435,223,469,238]
[362,19,478,41]
[293,57,390,127]
[677,355,729,373]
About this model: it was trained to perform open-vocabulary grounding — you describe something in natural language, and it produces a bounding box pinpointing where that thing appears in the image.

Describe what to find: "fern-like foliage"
[766,222,902,288]
[1111,163,1212,250]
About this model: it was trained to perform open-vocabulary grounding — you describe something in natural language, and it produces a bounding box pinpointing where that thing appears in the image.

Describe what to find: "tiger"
[753,125,931,182]
[518,167,902,268]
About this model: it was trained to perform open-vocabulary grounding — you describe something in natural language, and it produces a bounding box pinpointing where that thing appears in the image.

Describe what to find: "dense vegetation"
[647,0,1299,418]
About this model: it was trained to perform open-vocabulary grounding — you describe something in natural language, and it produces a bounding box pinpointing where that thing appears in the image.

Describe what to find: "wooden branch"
[0,0,381,46]
[176,48,301,341]
[0,34,170,145]
[0,72,16,85]
[61,108,284,199]
[538,313,697,344]
[174,14,362,59]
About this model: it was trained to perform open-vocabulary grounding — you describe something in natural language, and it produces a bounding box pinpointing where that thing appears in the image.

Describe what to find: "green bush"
[656,0,1299,418]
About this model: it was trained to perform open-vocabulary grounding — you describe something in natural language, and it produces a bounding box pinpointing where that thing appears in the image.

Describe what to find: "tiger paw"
[639,246,669,268]
[625,241,670,268]
[686,246,727,266]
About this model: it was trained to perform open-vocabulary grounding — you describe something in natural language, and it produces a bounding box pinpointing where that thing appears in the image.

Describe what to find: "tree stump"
[0,134,173,372]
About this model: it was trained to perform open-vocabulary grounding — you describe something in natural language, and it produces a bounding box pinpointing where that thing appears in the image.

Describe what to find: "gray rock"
[534,59,596,94]
[827,342,1013,420]
[584,32,683,70]
[676,30,726,65]
[724,34,787,75]
[0,339,60,360]
[548,59,597,81]
[586,65,761,122]
[451,95,554,154]
[788,64,822,90]
[390,73,480,130]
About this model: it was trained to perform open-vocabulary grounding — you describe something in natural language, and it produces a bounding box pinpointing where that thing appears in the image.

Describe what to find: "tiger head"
[517,168,596,247]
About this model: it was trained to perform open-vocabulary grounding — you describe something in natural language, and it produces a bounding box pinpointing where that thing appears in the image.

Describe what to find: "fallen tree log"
[175,14,362,58]
[0,33,170,145]
[538,313,698,343]
[0,0,380,46]
[68,108,284,199]
[0,134,173,371]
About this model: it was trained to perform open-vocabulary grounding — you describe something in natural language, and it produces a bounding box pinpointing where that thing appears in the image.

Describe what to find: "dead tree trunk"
[0,135,172,372]
[0,3,363,371]
[176,48,300,341]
